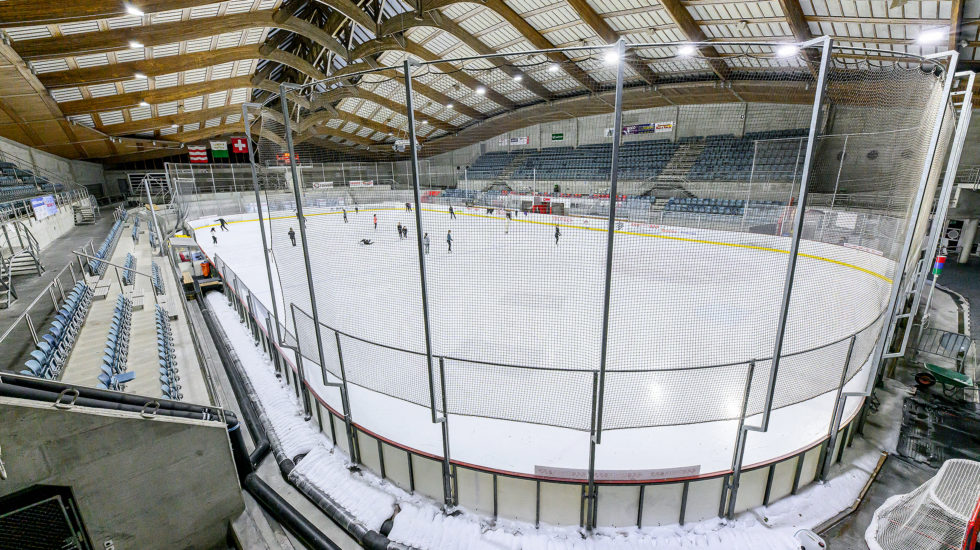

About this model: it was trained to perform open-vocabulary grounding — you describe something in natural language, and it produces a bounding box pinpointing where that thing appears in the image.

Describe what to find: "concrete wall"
[0,395,244,550]
[0,135,106,195]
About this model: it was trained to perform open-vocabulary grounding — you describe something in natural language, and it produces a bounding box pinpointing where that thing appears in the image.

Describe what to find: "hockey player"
[287,227,296,246]
[449,205,456,220]
[555,225,561,245]
[446,230,453,253]
[423,233,430,254]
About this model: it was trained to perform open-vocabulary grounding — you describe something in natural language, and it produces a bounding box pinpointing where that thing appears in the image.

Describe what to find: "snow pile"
[289,445,396,531]
[208,292,393,526]
[388,503,799,550]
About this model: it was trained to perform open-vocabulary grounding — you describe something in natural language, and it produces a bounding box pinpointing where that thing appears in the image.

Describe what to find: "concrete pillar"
[958,218,978,263]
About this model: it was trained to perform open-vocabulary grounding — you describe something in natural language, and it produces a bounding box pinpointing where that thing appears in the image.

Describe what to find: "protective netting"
[867,459,980,550]
[203,42,954,435]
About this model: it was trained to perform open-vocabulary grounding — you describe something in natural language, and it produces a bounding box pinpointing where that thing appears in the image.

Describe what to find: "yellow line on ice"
[195,206,892,284]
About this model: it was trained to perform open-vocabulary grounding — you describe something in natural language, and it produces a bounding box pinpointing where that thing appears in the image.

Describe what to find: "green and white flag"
[210,140,229,158]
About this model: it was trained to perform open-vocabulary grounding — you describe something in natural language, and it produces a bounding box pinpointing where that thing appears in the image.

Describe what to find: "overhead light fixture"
[171,123,178,128]
[513,74,523,82]
[421,120,428,124]
[475,86,486,95]
[134,72,147,79]
[776,44,799,57]
[125,4,144,16]
[548,63,560,73]
[128,40,143,48]
[603,50,619,64]
[916,28,947,44]
[139,100,149,106]
[678,44,696,56]
[446,102,454,109]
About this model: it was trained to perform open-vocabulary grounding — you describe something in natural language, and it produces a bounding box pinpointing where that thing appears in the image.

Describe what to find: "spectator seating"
[121,253,136,286]
[156,305,181,400]
[663,197,785,215]
[19,282,93,379]
[88,218,125,277]
[96,294,133,391]
[688,129,807,182]
[151,262,165,296]
[131,217,141,243]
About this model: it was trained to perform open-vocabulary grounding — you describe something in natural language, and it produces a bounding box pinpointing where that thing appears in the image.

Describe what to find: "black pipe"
[197,287,271,468]
[244,473,342,550]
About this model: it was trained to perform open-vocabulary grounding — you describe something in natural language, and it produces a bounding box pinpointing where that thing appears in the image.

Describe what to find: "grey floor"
[0,212,116,372]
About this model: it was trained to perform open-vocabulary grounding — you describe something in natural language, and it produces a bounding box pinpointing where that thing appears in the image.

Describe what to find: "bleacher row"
[0,161,65,194]
[157,305,182,400]
[151,262,165,296]
[20,282,93,379]
[96,295,133,391]
[663,197,786,215]
[88,214,126,276]
[122,253,136,286]
[465,129,807,182]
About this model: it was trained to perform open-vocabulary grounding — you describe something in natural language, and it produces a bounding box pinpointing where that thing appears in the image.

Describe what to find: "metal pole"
[867,52,960,382]
[726,360,757,518]
[821,336,856,481]
[910,72,975,325]
[280,84,324,419]
[242,103,284,345]
[404,58,453,508]
[594,38,626,444]
[143,176,165,257]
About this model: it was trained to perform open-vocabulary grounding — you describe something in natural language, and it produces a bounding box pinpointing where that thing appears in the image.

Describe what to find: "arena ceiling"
[0,0,977,165]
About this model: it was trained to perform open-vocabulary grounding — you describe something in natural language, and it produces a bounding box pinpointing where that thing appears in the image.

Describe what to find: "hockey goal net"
[867,459,980,550]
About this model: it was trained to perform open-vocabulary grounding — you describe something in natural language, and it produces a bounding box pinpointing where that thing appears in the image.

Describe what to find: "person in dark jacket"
[397,222,403,239]
[216,218,229,231]
[342,209,348,223]
[288,227,296,246]
[447,230,453,252]
[449,205,456,220]
[555,225,561,245]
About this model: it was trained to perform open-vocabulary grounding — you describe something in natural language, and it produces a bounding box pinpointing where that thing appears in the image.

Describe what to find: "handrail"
[0,261,78,346]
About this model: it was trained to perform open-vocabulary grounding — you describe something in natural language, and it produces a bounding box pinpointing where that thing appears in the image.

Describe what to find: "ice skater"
[405,202,412,212]
[373,214,377,230]
[449,205,456,220]
[423,233,430,254]
[554,225,561,245]
[355,206,359,215]
[342,208,348,223]
[397,223,403,239]
[211,229,217,245]
[402,225,409,239]
[486,207,495,215]
[287,227,296,246]
[215,218,229,231]
[359,238,374,245]
[446,229,453,253]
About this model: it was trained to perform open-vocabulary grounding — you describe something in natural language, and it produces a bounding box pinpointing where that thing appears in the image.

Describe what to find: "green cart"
[915,363,975,399]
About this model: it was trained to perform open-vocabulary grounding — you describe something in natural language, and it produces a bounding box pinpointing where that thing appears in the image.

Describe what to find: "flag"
[210,140,229,158]
[231,137,248,154]
[188,145,208,163]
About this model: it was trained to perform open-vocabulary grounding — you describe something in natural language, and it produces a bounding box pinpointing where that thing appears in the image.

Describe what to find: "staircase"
[497,154,527,181]
[0,221,45,295]
[0,267,15,308]
[657,141,705,183]
[73,203,97,225]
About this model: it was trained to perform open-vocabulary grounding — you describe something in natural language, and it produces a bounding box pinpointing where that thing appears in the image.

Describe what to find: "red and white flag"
[188,145,208,163]
[231,137,248,154]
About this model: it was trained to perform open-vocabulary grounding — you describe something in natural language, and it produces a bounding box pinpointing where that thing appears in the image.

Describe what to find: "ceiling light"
[139,101,149,107]
[475,86,486,95]
[446,102,454,109]
[603,50,619,64]
[128,40,143,48]
[917,28,947,44]
[513,73,523,82]
[125,5,144,16]
[678,44,696,56]
[776,44,799,57]
[134,72,147,79]
[171,123,178,128]
[548,63,560,73]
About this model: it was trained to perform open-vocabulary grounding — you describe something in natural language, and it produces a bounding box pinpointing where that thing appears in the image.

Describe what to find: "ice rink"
[192,203,890,477]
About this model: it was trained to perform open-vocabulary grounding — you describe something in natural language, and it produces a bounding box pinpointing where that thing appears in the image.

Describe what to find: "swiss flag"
[231,137,248,154]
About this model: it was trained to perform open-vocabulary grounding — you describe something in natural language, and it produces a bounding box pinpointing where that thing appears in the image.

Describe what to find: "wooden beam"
[57,76,254,115]
[655,0,730,80]
[950,0,964,51]
[381,12,553,100]
[13,9,347,61]
[38,45,323,88]
[350,37,516,109]
[562,0,659,84]
[0,0,215,27]
[353,88,459,133]
[98,105,243,136]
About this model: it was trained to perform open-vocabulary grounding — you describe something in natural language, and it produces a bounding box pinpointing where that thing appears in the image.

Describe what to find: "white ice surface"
[208,288,900,549]
[195,207,877,476]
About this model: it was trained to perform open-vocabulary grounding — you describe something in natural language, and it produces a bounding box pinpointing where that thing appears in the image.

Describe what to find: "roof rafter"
[655,0,731,80]
[562,0,659,85]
